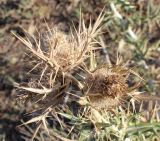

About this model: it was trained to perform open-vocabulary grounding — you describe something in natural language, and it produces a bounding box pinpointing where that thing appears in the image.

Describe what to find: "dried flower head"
[12,10,105,76]
[39,28,90,72]
[85,65,133,110]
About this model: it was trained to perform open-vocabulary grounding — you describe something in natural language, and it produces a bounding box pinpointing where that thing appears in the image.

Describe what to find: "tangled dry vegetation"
[12,2,160,141]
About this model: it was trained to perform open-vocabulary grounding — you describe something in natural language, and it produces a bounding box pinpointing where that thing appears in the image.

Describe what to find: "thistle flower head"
[85,65,133,110]
[43,29,82,71]
[12,9,105,76]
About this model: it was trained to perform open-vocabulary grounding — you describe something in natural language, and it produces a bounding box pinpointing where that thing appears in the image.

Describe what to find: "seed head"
[85,66,131,110]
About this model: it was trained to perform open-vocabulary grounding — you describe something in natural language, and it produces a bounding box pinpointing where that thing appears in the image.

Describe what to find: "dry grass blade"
[18,86,54,95]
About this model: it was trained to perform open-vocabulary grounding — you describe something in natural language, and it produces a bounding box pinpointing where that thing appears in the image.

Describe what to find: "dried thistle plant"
[77,60,142,129]
[11,10,108,140]
[12,10,104,74]
[12,9,105,106]
[12,7,160,140]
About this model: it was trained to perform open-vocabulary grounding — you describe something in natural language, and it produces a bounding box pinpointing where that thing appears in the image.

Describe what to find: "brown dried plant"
[77,59,142,123]
[12,10,108,140]
[12,9,105,105]
[12,8,159,140]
